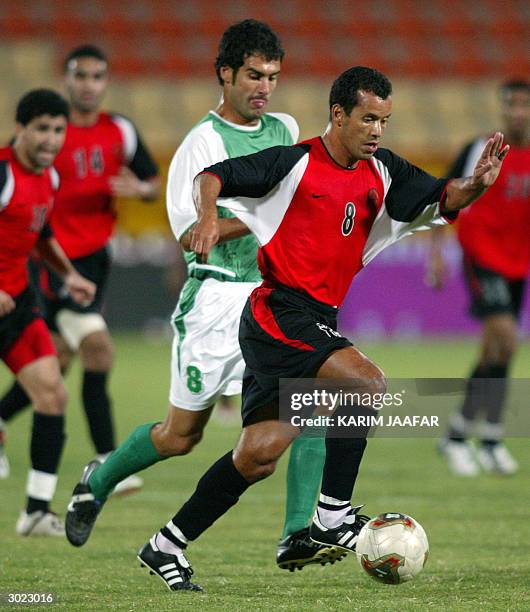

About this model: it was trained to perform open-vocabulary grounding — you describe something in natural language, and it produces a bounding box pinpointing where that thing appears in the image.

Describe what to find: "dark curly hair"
[16,88,69,125]
[215,19,284,85]
[329,66,392,116]
[64,44,108,72]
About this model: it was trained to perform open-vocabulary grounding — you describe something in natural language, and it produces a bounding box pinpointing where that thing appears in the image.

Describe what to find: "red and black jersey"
[0,146,58,297]
[52,112,158,259]
[202,136,452,308]
[450,137,530,280]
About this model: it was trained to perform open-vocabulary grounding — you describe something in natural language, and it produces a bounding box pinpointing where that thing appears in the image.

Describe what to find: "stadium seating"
[0,0,525,236]
[0,0,527,78]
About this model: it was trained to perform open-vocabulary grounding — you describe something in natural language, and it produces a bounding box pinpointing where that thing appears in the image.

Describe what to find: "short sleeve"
[112,114,159,180]
[166,125,227,240]
[269,113,300,143]
[0,161,14,210]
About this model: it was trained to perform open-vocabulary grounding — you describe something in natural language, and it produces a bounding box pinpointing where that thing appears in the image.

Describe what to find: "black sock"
[321,406,370,501]
[27,498,49,514]
[321,437,368,501]
[483,364,508,426]
[449,363,509,442]
[448,364,485,441]
[0,381,31,422]
[163,451,249,544]
[478,364,508,446]
[461,364,487,421]
[82,370,116,454]
[31,413,66,473]
[481,439,500,448]
[27,413,66,514]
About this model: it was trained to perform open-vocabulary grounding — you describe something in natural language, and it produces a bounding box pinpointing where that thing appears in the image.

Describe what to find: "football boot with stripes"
[138,536,203,592]
[65,460,104,547]
[276,527,347,571]
[309,505,370,552]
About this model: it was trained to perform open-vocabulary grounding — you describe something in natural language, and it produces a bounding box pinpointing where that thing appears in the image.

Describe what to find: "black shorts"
[42,245,111,331]
[0,287,42,356]
[239,284,352,426]
[463,257,526,320]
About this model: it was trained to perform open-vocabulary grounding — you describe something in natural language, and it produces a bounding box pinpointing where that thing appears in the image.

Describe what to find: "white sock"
[26,469,57,502]
[155,532,183,556]
[317,494,351,529]
[479,421,503,442]
[449,412,474,437]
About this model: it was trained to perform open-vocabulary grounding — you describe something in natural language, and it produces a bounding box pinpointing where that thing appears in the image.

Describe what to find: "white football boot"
[438,438,480,476]
[477,443,518,475]
[112,474,144,496]
[16,511,65,536]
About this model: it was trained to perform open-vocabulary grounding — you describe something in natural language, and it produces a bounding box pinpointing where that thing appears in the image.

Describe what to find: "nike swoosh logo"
[312,193,326,198]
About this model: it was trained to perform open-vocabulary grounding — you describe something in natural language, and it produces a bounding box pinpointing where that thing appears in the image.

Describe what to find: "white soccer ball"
[355,512,428,584]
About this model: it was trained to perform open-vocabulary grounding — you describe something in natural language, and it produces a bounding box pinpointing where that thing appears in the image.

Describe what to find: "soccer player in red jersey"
[0,46,160,492]
[0,89,95,535]
[431,80,529,476]
[65,22,341,572]
[65,66,508,591]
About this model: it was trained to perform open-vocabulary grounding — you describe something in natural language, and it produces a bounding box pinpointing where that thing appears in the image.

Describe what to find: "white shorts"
[169,278,260,411]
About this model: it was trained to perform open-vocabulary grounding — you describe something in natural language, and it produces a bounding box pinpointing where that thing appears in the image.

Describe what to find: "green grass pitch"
[1,335,529,611]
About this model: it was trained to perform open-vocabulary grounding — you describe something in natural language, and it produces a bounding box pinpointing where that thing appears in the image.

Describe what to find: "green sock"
[88,422,164,501]
[281,433,326,538]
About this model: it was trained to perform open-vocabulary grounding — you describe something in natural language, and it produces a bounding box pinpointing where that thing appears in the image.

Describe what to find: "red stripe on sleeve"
[198,171,223,188]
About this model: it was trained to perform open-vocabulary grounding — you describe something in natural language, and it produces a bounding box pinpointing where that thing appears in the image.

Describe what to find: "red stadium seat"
[0,0,528,79]
[1,3,44,37]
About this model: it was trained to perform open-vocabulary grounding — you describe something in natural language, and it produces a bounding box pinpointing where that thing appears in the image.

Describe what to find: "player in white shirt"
[66,20,343,577]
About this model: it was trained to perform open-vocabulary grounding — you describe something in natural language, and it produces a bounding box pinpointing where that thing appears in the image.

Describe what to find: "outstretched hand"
[471,132,510,189]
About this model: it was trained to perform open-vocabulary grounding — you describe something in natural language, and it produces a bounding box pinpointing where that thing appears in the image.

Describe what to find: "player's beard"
[31,147,56,171]
[242,102,267,122]
[71,90,103,114]
[74,100,99,114]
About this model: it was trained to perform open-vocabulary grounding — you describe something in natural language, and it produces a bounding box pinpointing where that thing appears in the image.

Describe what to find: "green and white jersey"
[166,111,299,282]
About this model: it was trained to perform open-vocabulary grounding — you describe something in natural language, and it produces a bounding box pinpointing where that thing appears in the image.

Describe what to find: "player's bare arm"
[34,236,96,305]
[0,290,16,316]
[180,217,250,252]
[442,132,509,213]
[109,166,161,201]
[189,173,223,262]
[425,226,449,289]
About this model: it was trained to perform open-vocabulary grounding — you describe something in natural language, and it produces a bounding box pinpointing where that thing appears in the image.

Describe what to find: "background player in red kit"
[0,89,95,535]
[0,46,160,491]
[66,66,509,591]
[431,79,530,476]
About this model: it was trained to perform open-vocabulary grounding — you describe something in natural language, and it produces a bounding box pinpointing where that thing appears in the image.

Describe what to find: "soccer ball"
[355,512,428,584]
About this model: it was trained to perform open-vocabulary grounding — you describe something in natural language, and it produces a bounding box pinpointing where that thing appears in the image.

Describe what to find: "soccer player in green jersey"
[65,20,343,573]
